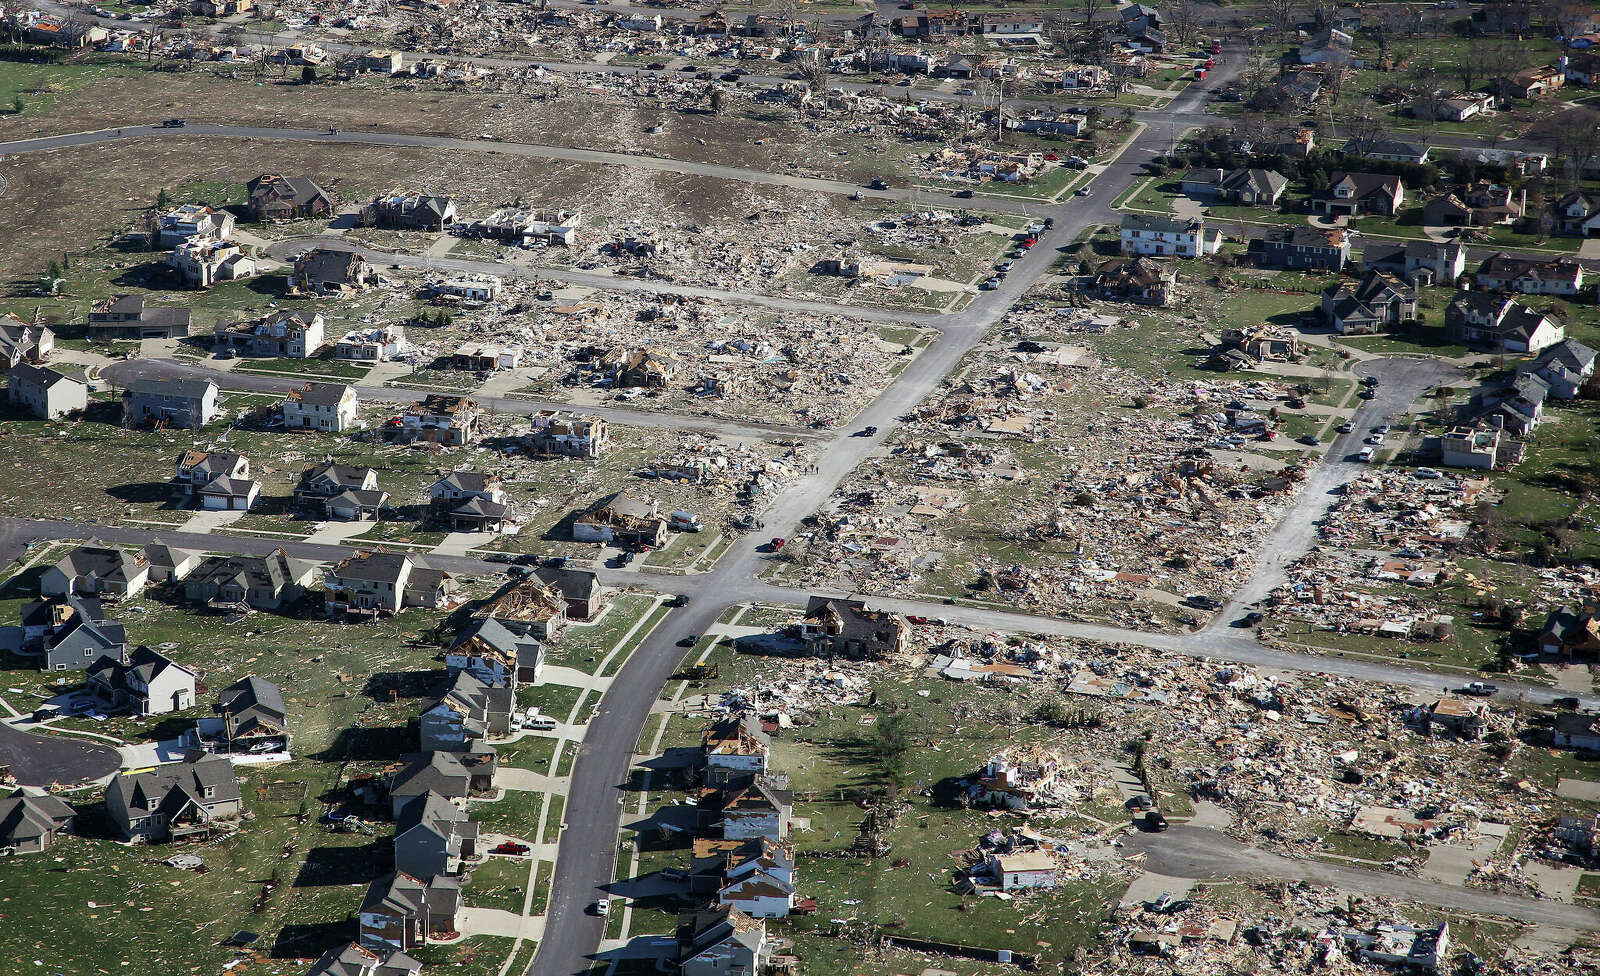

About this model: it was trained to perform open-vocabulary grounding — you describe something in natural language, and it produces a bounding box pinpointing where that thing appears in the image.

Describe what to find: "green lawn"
[233,356,374,380]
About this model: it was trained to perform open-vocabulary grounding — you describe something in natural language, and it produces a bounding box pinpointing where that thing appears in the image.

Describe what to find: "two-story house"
[1320,271,1419,334]
[1313,172,1405,217]
[1247,226,1350,272]
[419,670,512,752]
[396,395,482,446]
[358,872,461,951]
[447,616,546,688]
[1119,213,1221,257]
[87,644,197,716]
[526,411,609,458]
[157,204,234,248]
[427,470,511,533]
[225,310,326,358]
[324,551,456,617]
[7,363,87,420]
[281,381,359,432]
[798,597,909,660]
[104,755,242,842]
[122,377,218,429]
[41,542,149,601]
[394,791,479,880]
[1444,293,1566,353]
[183,549,318,611]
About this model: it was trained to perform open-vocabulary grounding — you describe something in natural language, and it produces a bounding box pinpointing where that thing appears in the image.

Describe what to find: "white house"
[168,239,255,288]
[987,850,1059,891]
[281,381,359,432]
[1119,213,1220,257]
[7,363,87,419]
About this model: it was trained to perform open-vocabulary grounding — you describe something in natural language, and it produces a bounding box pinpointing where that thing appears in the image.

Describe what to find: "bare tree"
[1082,0,1107,34]
[1265,0,1297,38]
[1342,102,1387,151]
[1170,0,1200,46]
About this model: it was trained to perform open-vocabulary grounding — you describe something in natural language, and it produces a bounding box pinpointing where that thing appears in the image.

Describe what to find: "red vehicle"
[492,841,531,856]
[1193,67,1207,80]
[769,537,786,550]
[1210,39,1221,54]
[1021,237,1037,248]
[1043,151,1059,161]
[1205,58,1215,69]
[907,614,929,624]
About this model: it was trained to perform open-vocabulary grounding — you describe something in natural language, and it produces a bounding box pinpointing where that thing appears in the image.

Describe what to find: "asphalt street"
[1123,827,1600,931]
[0,721,121,787]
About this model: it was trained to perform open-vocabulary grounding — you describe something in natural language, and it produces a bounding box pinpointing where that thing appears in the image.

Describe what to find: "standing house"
[167,238,255,288]
[103,755,242,843]
[246,174,334,222]
[87,645,196,716]
[1476,254,1585,297]
[172,449,260,512]
[42,613,127,673]
[281,381,359,432]
[183,549,317,611]
[87,295,191,339]
[324,552,456,617]
[337,325,409,362]
[1444,293,1566,353]
[142,543,201,583]
[7,363,88,420]
[798,597,909,660]
[1177,168,1288,206]
[0,316,53,367]
[1119,213,1221,257]
[1313,172,1405,217]
[1361,240,1468,286]
[717,842,797,918]
[388,751,495,817]
[358,872,462,951]
[41,543,149,601]
[394,791,478,880]
[0,792,75,855]
[1520,339,1598,399]
[1343,139,1431,165]
[373,192,457,232]
[713,779,792,842]
[427,471,511,534]
[1320,271,1419,334]
[1248,227,1351,272]
[1439,427,1501,470]
[122,377,218,429]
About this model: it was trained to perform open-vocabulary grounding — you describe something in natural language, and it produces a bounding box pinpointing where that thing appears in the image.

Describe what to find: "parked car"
[1297,435,1319,446]
[594,900,610,917]
[869,178,888,190]
[1365,434,1385,445]
[1414,467,1444,479]
[1144,811,1169,832]
[670,594,690,608]
[677,634,699,647]
[1074,185,1093,197]
[953,188,974,198]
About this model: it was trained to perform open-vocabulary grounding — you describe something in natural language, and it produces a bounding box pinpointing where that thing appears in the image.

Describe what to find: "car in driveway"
[492,841,531,856]
[1297,435,1319,446]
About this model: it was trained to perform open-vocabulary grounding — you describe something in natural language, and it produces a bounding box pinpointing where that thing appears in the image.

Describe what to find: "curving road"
[0,722,121,787]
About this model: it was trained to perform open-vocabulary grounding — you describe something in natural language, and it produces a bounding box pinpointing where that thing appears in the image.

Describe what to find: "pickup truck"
[1461,681,1498,696]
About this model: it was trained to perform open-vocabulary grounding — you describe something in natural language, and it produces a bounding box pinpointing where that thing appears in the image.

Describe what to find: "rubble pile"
[414,277,919,425]
[782,335,1314,623]
[642,434,814,502]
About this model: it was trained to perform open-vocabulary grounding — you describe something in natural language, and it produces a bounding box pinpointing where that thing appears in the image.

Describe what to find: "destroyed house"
[0,791,75,855]
[87,644,196,716]
[388,750,495,817]
[709,778,792,841]
[87,295,191,339]
[799,597,908,660]
[717,841,797,918]
[104,755,242,843]
[1091,256,1175,305]
[419,670,512,752]
[337,325,408,362]
[703,713,771,786]
[448,615,545,686]
[291,248,374,296]
[183,549,317,611]
[41,542,149,601]
[610,348,681,388]
[972,753,1061,810]
[214,675,291,755]
[394,791,478,880]
[225,310,326,358]
[573,491,669,548]
[1554,712,1600,751]
[122,377,218,429]
[1343,922,1449,974]
[359,872,461,951]
[395,395,482,446]
[306,943,422,976]
[324,551,455,617]
[678,906,768,976]
[987,850,1059,890]
[247,174,334,222]
[527,411,609,458]
[157,204,234,247]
